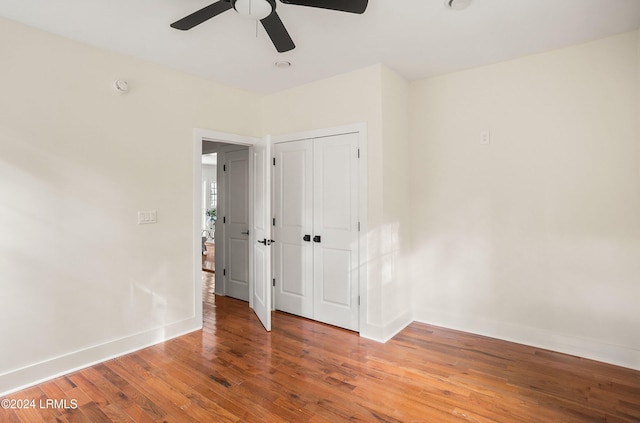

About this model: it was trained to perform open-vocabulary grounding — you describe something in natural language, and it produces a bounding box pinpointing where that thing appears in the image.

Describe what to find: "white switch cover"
[138,210,157,224]
[480,130,491,145]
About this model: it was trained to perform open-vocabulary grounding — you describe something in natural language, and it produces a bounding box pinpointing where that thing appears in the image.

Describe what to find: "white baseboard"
[0,317,202,397]
[414,311,640,372]
[360,312,413,343]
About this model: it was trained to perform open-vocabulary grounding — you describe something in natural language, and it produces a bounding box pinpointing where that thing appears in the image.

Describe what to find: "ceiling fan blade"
[171,1,233,30]
[260,12,295,53]
[279,0,367,14]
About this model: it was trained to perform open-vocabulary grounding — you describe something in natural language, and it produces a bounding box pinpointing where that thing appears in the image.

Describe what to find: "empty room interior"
[1,0,640,421]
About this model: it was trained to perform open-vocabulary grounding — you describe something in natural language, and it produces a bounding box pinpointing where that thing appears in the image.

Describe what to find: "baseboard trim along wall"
[361,312,413,344]
[0,317,202,397]
[414,311,640,372]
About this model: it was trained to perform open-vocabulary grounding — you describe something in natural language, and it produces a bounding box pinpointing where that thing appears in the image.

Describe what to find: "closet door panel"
[273,140,314,318]
[313,133,359,331]
[318,248,352,306]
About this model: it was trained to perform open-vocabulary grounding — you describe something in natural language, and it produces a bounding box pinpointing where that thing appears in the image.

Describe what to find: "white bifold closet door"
[273,139,314,318]
[273,133,359,331]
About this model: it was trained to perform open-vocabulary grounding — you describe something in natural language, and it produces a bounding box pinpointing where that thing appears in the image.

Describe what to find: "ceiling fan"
[170,0,368,53]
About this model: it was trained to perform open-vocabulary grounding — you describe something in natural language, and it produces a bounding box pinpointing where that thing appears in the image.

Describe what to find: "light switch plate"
[138,210,157,224]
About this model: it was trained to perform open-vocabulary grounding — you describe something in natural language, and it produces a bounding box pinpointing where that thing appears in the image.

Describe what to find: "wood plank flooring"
[2,273,639,422]
[202,243,215,273]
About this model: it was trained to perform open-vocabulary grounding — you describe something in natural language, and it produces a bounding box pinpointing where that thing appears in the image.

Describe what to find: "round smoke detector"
[445,0,472,10]
[113,79,129,93]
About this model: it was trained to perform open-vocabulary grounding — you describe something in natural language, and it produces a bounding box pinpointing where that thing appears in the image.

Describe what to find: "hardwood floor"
[2,275,639,422]
[202,242,215,273]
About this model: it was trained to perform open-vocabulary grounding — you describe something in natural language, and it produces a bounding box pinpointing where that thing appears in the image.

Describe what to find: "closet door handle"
[258,239,267,245]
[241,230,249,235]
[303,234,311,242]
[313,235,321,243]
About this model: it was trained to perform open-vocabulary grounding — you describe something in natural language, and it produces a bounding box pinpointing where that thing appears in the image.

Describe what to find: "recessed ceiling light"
[275,61,291,69]
[445,0,472,10]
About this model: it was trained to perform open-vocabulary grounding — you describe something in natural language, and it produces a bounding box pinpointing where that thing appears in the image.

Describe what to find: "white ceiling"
[1,0,639,94]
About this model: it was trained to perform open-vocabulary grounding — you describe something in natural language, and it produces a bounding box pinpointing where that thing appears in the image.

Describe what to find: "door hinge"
[272,217,276,226]
[272,157,276,166]
[223,269,226,276]
[272,278,276,287]
[358,221,361,232]
[358,296,361,306]
[223,216,226,224]
[223,164,226,172]
[357,148,360,158]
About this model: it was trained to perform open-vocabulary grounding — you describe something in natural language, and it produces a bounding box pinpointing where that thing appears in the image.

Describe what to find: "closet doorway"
[272,132,361,331]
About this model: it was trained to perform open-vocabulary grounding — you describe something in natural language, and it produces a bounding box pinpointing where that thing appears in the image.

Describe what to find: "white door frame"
[193,128,260,321]
[271,123,368,333]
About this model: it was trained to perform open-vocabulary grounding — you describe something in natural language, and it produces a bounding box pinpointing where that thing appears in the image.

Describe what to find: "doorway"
[193,133,258,330]
[201,141,250,302]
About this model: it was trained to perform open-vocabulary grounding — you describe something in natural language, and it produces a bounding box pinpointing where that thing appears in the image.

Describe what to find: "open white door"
[251,135,272,331]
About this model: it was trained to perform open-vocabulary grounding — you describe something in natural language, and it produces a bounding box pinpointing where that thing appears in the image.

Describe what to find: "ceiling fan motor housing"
[232,0,275,20]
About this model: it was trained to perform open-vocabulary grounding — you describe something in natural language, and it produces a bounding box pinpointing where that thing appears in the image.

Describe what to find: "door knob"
[313,235,321,243]
[303,234,311,242]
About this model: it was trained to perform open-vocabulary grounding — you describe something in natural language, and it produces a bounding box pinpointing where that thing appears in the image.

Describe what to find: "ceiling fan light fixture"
[233,0,273,20]
[445,0,472,11]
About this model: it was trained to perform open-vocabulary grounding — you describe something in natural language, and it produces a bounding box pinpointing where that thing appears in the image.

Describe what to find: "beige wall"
[379,66,412,335]
[409,30,640,369]
[0,17,260,394]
